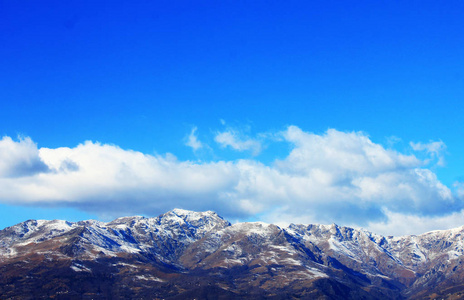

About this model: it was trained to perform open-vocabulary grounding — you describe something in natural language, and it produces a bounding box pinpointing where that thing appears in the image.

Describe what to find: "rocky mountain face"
[1,209,464,299]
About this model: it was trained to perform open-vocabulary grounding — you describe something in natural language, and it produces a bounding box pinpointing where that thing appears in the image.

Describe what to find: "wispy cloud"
[215,129,262,155]
[0,127,461,236]
[185,127,203,151]
[410,140,447,166]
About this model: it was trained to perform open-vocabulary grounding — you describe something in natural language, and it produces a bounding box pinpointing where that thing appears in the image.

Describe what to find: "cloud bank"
[0,127,461,236]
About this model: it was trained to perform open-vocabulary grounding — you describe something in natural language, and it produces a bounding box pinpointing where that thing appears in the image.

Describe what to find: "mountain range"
[1,208,464,299]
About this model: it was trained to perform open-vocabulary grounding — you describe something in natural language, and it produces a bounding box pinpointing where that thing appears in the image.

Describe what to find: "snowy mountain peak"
[108,215,145,223]
[160,208,231,233]
[170,208,224,221]
[228,221,277,236]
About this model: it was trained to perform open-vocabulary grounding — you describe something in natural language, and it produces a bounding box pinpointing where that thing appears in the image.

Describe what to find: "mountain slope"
[1,209,463,299]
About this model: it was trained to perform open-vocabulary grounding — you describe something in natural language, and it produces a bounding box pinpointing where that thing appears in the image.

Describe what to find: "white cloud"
[233,127,459,232]
[455,182,464,199]
[0,127,462,236]
[366,208,464,236]
[215,130,262,155]
[185,127,203,151]
[0,136,49,178]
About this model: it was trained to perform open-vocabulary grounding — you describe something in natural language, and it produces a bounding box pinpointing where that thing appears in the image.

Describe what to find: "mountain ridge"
[1,209,464,299]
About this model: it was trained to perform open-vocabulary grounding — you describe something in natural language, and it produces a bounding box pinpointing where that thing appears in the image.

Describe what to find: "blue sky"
[1,1,464,235]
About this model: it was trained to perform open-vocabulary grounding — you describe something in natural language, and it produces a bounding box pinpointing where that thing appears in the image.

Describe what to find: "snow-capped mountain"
[1,209,463,299]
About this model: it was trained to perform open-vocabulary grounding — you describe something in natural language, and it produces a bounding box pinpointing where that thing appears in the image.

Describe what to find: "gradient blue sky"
[1,1,464,235]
